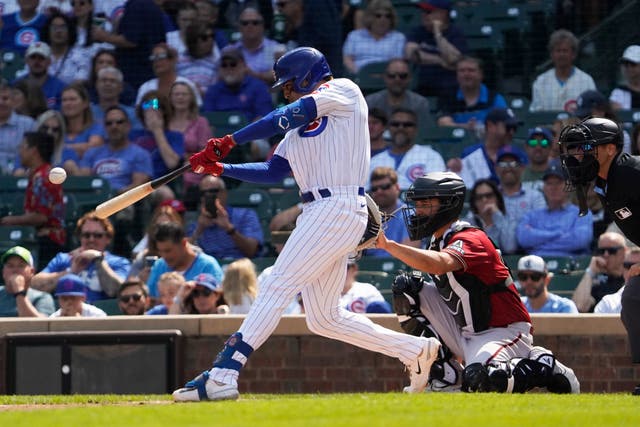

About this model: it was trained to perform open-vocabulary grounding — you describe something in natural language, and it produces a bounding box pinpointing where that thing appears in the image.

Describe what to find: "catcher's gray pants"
[621,276,640,363]
[418,283,533,366]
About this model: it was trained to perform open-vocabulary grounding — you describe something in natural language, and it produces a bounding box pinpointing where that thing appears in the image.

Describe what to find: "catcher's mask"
[558,117,622,215]
[403,172,467,240]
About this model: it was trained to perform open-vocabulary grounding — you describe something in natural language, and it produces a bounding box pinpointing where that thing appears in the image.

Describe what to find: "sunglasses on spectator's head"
[141,98,160,111]
[119,294,143,303]
[595,246,624,256]
[517,272,545,282]
[527,138,550,148]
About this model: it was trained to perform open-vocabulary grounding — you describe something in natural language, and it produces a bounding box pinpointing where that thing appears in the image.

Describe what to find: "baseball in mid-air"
[48,167,67,184]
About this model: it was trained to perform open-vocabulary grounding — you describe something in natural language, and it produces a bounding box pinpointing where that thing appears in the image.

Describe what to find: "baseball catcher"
[378,171,580,393]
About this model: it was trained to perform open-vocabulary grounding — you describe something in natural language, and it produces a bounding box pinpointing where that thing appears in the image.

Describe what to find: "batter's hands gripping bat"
[94,163,191,219]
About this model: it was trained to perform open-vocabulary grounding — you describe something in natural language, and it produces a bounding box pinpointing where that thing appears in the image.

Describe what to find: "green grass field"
[0,393,638,427]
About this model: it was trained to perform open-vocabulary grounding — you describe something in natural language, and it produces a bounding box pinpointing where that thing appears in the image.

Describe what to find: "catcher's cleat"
[403,337,441,393]
[172,371,239,402]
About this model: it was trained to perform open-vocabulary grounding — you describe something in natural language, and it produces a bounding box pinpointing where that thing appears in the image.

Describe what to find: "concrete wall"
[0,314,636,394]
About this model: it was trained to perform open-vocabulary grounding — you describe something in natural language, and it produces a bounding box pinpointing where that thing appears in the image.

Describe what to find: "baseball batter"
[173,47,440,402]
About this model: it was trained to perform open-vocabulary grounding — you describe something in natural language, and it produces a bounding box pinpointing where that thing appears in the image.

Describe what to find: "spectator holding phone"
[187,175,263,260]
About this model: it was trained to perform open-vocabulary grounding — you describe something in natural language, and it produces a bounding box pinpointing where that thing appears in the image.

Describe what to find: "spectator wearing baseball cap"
[170,272,228,315]
[0,246,55,318]
[610,45,640,110]
[49,273,107,317]
[522,127,555,191]
[405,0,468,98]
[517,255,578,313]
[450,107,521,189]
[494,145,546,255]
[13,41,67,109]
[517,159,593,257]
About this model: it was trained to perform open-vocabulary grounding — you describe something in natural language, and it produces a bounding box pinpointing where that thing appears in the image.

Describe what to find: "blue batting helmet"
[271,47,332,94]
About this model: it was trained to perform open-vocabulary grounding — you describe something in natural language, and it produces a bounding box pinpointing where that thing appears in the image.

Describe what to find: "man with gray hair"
[90,66,142,129]
[517,255,578,313]
[529,29,596,112]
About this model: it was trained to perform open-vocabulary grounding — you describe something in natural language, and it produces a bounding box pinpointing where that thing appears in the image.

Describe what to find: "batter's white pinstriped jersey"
[369,144,446,190]
[274,78,370,191]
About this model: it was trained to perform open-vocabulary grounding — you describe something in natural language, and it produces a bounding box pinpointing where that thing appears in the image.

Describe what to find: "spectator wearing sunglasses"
[573,232,628,313]
[517,255,578,314]
[202,46,273,124]
[516,159,593,257]
[342,0,406,74]
[436,56,507,131]
[31,212,131,302]
[609,45,640,111]
[130,91,185,179]
[369,107,445,190]
[135,44,202,107]
[50,273,107,317]
[495,146,546,254]
[228,7,286,85]
[522,127,555,192]
[365,58,433,133]
[117,280,150,315]
[364,167,421,257]
[595,247,640,313]
[177,22,220,95]
[169,272,228,315]
[464,179,514,254]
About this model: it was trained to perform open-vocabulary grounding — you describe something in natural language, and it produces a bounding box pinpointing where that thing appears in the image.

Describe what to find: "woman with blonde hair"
[342,0,406,74]
[168,81,212,192]
[14,110,80,176]
[222,258,258,314]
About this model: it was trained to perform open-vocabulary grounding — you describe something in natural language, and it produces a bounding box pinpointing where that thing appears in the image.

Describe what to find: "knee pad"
[462,363,489,392]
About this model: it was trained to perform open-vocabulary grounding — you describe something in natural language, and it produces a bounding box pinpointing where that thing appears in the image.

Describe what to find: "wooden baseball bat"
[94,163,191,219]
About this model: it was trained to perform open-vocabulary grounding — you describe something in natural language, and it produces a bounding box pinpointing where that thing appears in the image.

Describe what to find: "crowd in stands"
[1,0,640,319]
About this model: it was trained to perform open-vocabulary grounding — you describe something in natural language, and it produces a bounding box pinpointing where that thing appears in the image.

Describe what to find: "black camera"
[203,191,218,218]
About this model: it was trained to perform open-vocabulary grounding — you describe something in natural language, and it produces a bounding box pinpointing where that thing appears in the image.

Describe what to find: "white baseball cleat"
[172,371,239,402]
[403,337,441,393]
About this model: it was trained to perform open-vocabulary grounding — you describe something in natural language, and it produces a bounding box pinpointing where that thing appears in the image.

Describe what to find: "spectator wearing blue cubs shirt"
[436,56,507,130]
[79,105,152,194]
[13,41,66,109]
[30,212,131,302]
[517,255,578,314]
[202,46,273,123]
[0,0,47,54]
[146,221,223,298]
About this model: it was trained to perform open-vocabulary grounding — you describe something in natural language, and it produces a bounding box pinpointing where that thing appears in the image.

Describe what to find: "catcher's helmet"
[403,172,467,240]
[558,117,622,188]
[271,47,332,94]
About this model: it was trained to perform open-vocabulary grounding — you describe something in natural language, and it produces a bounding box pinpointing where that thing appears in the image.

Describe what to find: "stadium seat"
[355,61,389,95]
[525,111,570,127]
[0,226,39,264]
[61,176,112,215]
[227,188,275,249]
[92,298,122,316]
[356,270,395,303]
[0,49,25,81]
[357,256,410,275]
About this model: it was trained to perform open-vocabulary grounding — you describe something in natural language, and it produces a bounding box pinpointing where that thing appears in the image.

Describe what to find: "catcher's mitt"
[355,193,383,251]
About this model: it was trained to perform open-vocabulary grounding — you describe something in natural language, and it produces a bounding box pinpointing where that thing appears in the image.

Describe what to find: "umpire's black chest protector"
[595,153,640,246]
[430,222,511,333]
